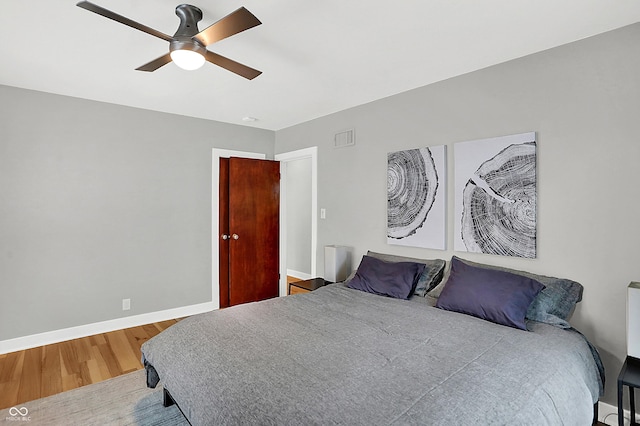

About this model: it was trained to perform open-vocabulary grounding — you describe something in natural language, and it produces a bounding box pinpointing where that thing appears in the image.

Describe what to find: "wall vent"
[334,129,355,148]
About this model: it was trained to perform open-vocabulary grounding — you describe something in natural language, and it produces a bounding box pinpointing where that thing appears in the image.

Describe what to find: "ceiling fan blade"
[204,51,262,80]
[76,1,172,42]
[136,53,172,72]
[194,7,261,47]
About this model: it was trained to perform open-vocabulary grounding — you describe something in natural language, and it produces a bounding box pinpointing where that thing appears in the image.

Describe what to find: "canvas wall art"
[454,132,537,258]
[387,145,446,250]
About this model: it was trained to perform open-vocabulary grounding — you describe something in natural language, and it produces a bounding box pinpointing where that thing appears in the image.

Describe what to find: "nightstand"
[618,356,640,426]
[288,278,330,295]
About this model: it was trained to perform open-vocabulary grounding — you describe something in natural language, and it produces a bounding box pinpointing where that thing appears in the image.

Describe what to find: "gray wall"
[275,23,640,404]
[0,85,274,340]
[285,157,312,276]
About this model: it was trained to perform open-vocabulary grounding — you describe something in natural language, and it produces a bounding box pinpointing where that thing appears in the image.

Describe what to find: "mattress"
[141,283,602,425]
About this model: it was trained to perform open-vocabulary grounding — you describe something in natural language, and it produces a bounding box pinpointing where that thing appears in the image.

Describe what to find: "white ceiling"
[1,1,639,131]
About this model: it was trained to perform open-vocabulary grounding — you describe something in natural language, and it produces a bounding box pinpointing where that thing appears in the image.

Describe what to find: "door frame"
[212,148,266,309]
[275,147,318,297]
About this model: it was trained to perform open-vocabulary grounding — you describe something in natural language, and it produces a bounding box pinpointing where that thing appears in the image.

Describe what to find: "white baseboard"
[599,400,635,425]
[0,301,215,355]
[287,269,312,280]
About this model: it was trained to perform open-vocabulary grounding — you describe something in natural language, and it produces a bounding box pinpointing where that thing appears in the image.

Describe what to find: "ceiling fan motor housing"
[170,4,206,55]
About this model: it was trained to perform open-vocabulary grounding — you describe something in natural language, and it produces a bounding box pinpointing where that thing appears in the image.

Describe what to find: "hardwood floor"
[0,279,297,410]
[0,319,180,410]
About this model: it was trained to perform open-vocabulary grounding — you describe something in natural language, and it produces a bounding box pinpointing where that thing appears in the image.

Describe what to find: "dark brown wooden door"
[219,157,280,307]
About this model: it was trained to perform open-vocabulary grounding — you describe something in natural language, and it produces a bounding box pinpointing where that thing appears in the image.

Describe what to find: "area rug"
[0,370,189,425]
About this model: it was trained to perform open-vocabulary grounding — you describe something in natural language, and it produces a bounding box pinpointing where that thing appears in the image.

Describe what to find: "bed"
[141,253,604,425]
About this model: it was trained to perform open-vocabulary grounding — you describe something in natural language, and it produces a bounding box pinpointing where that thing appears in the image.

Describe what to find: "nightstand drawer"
[289,285,309,295]
[288,278,330,295]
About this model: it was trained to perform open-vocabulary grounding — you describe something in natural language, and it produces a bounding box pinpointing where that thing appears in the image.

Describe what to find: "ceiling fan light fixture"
[170,49,205,70]
[170,39,206,71]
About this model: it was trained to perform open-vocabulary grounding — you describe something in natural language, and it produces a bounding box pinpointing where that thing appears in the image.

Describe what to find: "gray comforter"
[141,283,601,425]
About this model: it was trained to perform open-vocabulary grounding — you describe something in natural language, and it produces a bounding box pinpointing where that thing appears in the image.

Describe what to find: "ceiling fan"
[76,1,262,79]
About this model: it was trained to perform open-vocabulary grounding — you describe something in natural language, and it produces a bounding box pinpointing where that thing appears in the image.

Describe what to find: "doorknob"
[221,234,230,240]
[232,234,239,240]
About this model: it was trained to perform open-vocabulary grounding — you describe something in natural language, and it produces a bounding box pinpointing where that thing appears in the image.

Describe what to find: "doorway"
[275,147,318,296]
[212,147,318,306]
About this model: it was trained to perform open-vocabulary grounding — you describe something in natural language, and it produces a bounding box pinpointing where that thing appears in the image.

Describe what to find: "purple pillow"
[435,257,544,330]
[347,255,426,300]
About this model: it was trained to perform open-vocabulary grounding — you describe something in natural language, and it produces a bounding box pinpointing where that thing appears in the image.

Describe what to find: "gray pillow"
[367,251,446,297]
[428,256,583,328]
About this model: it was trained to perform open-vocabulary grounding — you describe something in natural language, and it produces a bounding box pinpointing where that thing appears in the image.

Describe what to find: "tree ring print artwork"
[462,142,536,257]
[387,145,446,250]
[454,133,536,258]
[387,148,437,238]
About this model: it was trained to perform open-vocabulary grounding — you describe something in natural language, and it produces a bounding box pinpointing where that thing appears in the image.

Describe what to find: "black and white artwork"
[387,145,446,250]
[454,132,536,258]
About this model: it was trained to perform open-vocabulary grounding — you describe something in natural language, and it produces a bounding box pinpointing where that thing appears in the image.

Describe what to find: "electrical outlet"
[122,298,131,311]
